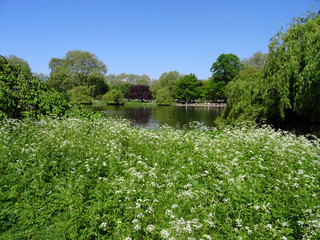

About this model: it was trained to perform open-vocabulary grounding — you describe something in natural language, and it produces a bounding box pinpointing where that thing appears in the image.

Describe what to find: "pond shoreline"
[175,103,226,107]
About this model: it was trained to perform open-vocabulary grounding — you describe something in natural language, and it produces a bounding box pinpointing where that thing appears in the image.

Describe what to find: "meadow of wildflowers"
[0,117,319,239]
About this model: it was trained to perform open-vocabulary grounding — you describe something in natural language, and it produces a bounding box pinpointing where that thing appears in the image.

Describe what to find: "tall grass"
[0,117,319,239]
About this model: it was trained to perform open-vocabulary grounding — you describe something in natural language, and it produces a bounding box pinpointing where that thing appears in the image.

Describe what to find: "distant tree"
[118,83,134,98]
[156,87,173,106]
[209,53,241,100]
[175,74,201,103]
[127,85,153,102]
[46,50,108,97]
[210,53,241,83]
[150,79,159,99]
[242,51,267,70]
[67,86,92,104]
[158,71,180,98]
[102,89,124,105]
[106,73,151,86]
[222,52,266,123]
[87,71,109,97]
[4,55,31,71]
[33,73,49,82]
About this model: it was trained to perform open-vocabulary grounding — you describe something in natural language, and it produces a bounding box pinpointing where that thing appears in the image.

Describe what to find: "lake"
[88,103,224,129]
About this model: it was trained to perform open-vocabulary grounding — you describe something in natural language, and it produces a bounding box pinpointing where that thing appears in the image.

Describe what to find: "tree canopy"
[175,74,201,103]
[156,87,173,106]
[210,53,241,83]
[0,59,71,119]
[102,89,124,105]
[158,71,180,97]
[209,53,241,100]
[46,50,108,97]
[263,12,320,130]
[221,11,320,132]
[4,55,31,71]
[127,85,153,102]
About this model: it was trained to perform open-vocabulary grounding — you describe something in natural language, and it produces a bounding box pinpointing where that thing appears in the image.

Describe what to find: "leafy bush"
[156,87,173,106]
[0,61,72,120]
[67,86,93,104]
[102,89,124,105]
[127,85,153,102]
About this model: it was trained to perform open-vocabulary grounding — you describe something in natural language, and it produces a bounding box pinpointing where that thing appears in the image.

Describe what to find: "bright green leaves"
[264,12,320,128]
[102,89,124,105]
[0,61,72,120]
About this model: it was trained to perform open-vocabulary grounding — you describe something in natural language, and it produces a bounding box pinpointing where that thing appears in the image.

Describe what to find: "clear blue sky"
[0,0,318,80]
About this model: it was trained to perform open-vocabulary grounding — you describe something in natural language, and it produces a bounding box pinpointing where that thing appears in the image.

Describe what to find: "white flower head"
[146,224,155,232]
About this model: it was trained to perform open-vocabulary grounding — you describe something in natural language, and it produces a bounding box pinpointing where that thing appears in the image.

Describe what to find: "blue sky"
[0,0,318,80]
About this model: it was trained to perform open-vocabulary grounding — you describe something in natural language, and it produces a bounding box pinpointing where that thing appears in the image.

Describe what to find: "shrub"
[102,89,124,105]
[156,87,173,106]
[67,86,93,104]
[0,61,72,120]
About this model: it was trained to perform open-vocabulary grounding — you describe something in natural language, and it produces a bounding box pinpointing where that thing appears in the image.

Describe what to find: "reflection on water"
[88,104,224,129]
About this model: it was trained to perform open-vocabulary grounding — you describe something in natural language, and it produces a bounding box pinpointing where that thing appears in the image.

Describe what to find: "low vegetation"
[102,89,124,105]
[0,117,319,239]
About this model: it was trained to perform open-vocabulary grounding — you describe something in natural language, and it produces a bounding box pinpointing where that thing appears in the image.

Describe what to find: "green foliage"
[2,54,31,71]
[46,50,108,97]
[106,73,151,86]
[158,71,180,98]
[202,77,226,101]
[110,82,134,98]
[156,87,173,105]
[222,51,267,124]
[263,12,320,130]
[102,89,124,105]
[210,53,241,83]
[209,53,241,100]
[87,71,109,97]
[0,61,72,120]
[175,74,201,103]
[67,86,93,104]
[1,117,319,239]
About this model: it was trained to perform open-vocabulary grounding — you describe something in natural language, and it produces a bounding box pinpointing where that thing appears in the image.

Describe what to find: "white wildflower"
[99,222,107,228]
[146,224,155,232]
[160,229,170,239]
[134,224,141,231]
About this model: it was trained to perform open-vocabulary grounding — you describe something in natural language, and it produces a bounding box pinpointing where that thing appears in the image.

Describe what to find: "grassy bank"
[0,117,319,239]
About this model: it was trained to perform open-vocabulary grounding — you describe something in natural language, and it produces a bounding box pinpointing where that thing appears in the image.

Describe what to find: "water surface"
[89,104,224,129]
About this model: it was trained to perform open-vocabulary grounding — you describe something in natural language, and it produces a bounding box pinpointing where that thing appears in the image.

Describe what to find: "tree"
[210,53,241,83]
[263,11,320,130]
[127,85,153,102]
[117,83,134,98]
[158,71,180,98]
[156,88,173,106]
[209,53,241,100]
[33,73,49,82]
[102,89,124,105]
[222,52,266,123]
[5,55,31,71]
[67,86,92,104]
[87,71,109,97]
[0,59,71,119]
[175,74,201,103]
[46,50,108,97]
[106,73,151,86]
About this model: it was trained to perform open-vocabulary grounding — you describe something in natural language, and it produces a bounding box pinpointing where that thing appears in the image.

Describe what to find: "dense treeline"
[223,11,320,133]
[1,10,319,133]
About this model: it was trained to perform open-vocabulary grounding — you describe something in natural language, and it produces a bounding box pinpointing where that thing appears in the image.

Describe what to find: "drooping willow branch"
[0,55,8,64]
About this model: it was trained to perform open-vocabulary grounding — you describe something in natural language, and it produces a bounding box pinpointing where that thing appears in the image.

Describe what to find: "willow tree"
[47,50,108,97]
[263,11,320,130]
